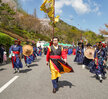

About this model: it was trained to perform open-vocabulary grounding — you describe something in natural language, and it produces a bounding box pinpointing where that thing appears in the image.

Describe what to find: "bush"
[0,32,14,55]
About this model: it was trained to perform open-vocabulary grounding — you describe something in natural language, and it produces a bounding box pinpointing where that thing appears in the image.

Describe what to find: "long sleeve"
[61,49,67,59]
[46,47,50,62]
[94,50,97,58]
[20,46,22,54]
[102,50,106,60]
[76,47,79,55]
[49,41,53,46]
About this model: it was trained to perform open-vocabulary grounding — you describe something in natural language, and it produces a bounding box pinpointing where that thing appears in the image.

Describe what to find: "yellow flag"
[40,0,47,12]
[54,15,60,23]
[40,0,54,21]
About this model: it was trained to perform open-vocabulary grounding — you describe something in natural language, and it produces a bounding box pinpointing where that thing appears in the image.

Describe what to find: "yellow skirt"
[50,60,61,80]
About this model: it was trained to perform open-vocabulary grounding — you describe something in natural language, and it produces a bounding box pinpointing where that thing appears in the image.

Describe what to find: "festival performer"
[30,42,37,61]
[46,37,74,93]
[44,47,48,55]
[72,47,76,55]
[83,43,93,68]
[38,46,42,56]
[68,47,72,55]
[105,43,108,68]
[74,42,84,64]
[24,41,33,68]
[90,42,107,83]
[9,39,23,73]
[33,45,37,60]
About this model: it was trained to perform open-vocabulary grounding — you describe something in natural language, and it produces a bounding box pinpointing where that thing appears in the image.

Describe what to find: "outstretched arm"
[61,48,67,62]
[46,47,50,65]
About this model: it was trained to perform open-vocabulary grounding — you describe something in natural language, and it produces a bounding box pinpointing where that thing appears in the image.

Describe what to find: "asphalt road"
[0,55,108,99]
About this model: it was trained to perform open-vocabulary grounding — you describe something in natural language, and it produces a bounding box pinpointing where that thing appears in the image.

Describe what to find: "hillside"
[54,20,104,44]
[0,0,104,45]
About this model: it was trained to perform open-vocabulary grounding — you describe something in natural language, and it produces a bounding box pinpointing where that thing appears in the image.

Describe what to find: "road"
[0,55,108,99]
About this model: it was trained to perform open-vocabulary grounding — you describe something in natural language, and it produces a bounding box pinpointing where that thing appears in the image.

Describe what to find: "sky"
[19,0,108,34]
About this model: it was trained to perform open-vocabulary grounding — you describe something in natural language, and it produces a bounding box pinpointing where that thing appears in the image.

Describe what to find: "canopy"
[43,43,49,47]
[43,43,72,47]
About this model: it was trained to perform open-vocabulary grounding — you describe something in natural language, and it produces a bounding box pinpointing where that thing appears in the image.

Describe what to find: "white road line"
[0,76,19,93]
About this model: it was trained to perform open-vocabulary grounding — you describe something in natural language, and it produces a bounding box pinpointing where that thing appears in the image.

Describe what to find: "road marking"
[0,76,19,93]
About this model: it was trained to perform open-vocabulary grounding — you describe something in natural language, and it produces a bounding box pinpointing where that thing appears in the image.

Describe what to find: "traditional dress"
[74,46,84,64]
[72,48,76,55]
[39,47,42,56]
[68,48,72,55]
[90,48,106,82]
[44,47,48,55]
[83,57,92,68]
[24,55,33,65]
[9,44,23,69]
[83,44,93,68]
[33,46,37,59]
[46,45,74,89]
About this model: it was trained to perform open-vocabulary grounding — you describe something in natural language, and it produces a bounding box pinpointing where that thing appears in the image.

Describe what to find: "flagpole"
[52,0,55,38]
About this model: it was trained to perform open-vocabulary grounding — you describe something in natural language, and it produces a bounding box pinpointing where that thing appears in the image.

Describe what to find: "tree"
[0,0,16,28]
[100,24,108,35]
[15,14,42,34]
[83,31,104,44]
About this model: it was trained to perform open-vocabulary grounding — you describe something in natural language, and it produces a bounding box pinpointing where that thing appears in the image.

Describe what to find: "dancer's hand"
[103,60,106,65]
[64,59,67,63]
[46,61,49,66]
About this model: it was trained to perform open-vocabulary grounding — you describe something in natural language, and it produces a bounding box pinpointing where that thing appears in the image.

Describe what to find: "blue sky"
[19,0,108,34]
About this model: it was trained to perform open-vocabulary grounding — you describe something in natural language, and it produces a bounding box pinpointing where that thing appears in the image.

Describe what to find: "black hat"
[78,42,82,45]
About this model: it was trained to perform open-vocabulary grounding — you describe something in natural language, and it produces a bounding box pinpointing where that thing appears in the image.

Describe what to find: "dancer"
[74,42,84,64]
[46,37,74,93]
[90,42,106,82]
[9,39,23,73]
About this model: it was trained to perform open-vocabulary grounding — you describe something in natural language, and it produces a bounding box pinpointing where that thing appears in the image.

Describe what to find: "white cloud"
[55,0,101,15]
[55,0,90,14]
[92,2,100,12]
[71,0,90,14]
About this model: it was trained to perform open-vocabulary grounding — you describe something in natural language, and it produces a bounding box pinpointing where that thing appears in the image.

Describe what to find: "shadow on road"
[20,69,32,73]
[58,80,75,89]
[0,68,7,71]
[91,75,107,81]
[29,64,38,67]
[36,58,41,62]
[91,75,99,80]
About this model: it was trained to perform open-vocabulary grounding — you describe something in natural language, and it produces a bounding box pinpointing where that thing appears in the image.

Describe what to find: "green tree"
[0,0,16,28]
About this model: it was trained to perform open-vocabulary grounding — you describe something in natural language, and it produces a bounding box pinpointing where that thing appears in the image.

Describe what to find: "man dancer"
[46,37,74,93]
[9,39,23,73]
[74,42,84,64]
[90,42,106,82]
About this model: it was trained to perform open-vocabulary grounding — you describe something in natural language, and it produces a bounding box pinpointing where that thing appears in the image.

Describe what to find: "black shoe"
[27,65,30,68]
[100,79,102,83]
[52,88,56,93]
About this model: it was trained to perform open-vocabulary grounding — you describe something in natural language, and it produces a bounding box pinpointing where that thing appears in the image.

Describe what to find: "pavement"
[0,55,108,99]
